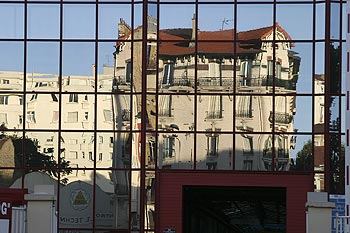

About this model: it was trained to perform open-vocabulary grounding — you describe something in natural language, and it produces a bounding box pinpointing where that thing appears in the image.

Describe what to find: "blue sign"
[330,195,345,233]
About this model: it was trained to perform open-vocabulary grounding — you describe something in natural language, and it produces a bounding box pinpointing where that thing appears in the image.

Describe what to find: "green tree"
[0,124,72,185]
[294,140,313,171]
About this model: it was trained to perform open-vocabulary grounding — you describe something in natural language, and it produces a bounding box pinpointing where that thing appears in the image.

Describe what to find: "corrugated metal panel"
[11,206,26,233]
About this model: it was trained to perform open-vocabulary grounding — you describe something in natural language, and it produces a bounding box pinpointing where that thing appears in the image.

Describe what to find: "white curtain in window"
[208,95,221,119]
[236,96,251,118]
[159,95,171,117]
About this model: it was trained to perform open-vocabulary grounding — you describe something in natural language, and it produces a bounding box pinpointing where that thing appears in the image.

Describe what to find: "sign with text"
[330,194,345,233]
[0,201,12,233]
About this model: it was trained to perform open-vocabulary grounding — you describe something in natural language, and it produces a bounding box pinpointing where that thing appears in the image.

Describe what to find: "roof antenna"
[221,18,233,31]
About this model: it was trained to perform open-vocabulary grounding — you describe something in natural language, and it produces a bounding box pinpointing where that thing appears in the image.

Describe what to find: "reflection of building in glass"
[0,1,345,230]
[115,17,301,172]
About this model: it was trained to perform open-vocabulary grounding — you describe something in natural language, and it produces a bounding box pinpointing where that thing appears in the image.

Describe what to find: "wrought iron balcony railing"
[269,111,293,124]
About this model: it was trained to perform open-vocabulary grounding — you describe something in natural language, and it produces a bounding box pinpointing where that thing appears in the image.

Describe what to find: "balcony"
[122,109,131,122]
[159,75,297,91]
[269,111,293,124]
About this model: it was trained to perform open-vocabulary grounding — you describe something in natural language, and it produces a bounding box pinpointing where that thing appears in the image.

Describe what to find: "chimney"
[190,14,196,47]
[118,18,131,39]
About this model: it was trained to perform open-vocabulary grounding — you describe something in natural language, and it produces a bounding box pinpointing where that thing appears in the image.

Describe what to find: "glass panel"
[130,171,140,230]
[61,94,95,130]
[342,3,346,40]
[316,3,325,40]
[0,42,24,91]
[111,132,131,170]
[276,4,313,40]
[146,94,156,131]
[235,95,272,132]
[158,43,195,92]
[293,96,312,133]
[289,134,312,172]
[273,95,298,130]
[25,94,57,129]
[274,134,292,171]
[59,175,94,229]
[0,4,24,39]
[94,170,116,228]
[315,42,325,79]
[197,95,233,132]
[146,134,156,169]
[314,134,324,174]
[294,43,313,94]
[27,42,59,88]
[111,168,130,230]
[329,96,340,133]
[113,41,133,86]
[158,133,194,169]
[330,42,341,94]
[97,95,113,130]
[157,94,194,132]
[198,4,234,32]
[134,3,143,30]
[196,133,232,170]
[160,4,195,30]
[0,93,23,129]
[28,4,59,39]
[131,132,141,169]
[61,132,95,171]
[98,42,116,92]
[331,2,341,40]
[314,173,325,192]
[329,133,344,194]
[145,171,155,231]
[62,42,95,77]
[63,5,96,39]
[237,4,273,32]
[98,4,131,40]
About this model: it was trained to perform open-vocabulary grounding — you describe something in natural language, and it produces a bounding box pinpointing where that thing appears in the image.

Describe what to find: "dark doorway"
[183,186,286,233]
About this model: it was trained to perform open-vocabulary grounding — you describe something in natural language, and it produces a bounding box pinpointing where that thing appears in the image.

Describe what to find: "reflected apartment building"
[0,2,345,232]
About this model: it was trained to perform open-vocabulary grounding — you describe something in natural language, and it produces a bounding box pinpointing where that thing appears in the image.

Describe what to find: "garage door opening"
[183,186,286,233]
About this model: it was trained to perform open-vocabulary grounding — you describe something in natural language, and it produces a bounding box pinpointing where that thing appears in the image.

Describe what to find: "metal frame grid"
[0,0,345,232]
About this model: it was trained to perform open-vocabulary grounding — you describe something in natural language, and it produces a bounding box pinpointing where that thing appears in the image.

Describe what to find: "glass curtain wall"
[0,0,345,232]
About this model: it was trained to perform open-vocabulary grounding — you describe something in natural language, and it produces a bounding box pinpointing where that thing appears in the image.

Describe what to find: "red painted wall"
[157,171,314,233]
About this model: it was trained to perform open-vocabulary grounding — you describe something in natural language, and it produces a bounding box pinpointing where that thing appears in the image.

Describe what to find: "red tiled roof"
[118,23,291,56]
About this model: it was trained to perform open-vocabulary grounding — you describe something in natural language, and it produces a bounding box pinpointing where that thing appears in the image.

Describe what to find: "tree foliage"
[0,124,71,184]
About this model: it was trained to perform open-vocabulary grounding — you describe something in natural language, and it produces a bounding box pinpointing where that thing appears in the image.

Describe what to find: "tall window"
[67,112,78,123]
[162,63,174,86]
[241,60,252,86]
[207,95,222,119]
[0,96,8,105]
[126,61,131,83]
[159,95,172,117]
[26,111,36,123]
[69,94,78,103]
[207,134,219,157]
[163,136,175,158]
[236,95,252,118]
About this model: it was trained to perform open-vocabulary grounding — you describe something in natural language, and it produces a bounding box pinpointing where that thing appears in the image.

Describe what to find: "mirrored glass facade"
[0,0,346,232]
